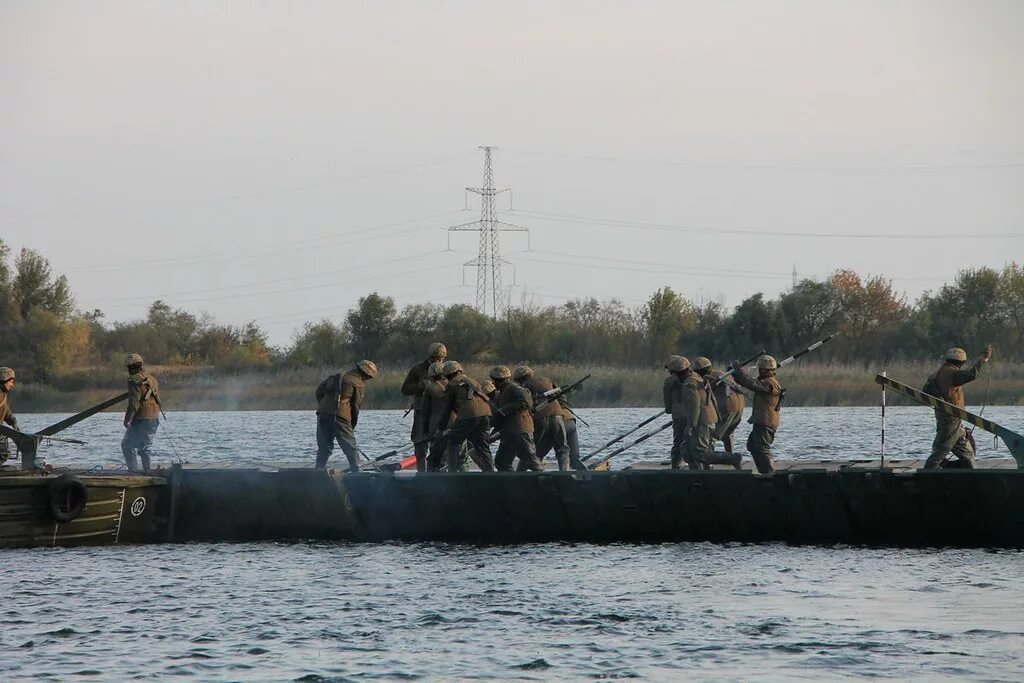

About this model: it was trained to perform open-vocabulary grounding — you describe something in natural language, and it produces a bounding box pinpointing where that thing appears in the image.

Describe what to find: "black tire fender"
[48,474,88,523]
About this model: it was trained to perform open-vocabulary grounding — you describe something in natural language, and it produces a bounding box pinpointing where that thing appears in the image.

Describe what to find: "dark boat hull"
[0,471,165,548]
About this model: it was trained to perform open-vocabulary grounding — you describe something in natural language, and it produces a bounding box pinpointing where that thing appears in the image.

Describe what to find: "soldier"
[315,360,377,470]
[490,366,543,472]
[923,345,993,469]
[663,356,694,469]
[707,360,746,457]
[422,361,456,471]
[731,355,784,474]
[401,342,447,472]
[561,403,587,471]
[437,361,495,471]
[0,367,19,465]
[514,366,571,471]
[690,357,742,470]
[122,354,161,472]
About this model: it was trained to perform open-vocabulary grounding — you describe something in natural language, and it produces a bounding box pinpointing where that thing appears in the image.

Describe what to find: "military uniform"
[561,403,586,471]
[708,367,746,454]
[923,348,990,468]
[315,368,367,470]
[732,360,783,474]
[523,376,571,471]
[0,372,18,465]
[438,371,495,472]
[401,359,432,472]
[494,380,542,471]
[122,368,161,472]
[680,372,739,469]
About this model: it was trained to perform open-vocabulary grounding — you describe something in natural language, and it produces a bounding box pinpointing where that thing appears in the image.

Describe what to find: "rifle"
[533,374,592,413]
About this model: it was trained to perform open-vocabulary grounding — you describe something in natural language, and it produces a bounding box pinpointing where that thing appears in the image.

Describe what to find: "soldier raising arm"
[923,345,993,469]
[731,355,783,474]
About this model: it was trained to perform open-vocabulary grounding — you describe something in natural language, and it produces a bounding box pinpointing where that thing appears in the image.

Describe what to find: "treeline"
[0,238,1021,383]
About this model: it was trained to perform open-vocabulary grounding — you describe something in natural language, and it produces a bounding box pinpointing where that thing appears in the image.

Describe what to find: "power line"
[511,208,1023,240]
[502,147,1024,171]
[66,210,466,273]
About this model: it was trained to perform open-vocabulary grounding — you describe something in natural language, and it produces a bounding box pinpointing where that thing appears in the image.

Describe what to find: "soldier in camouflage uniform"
[401,342,447,472]
[437,361,495,472]
[731,355,784,474]
[0,367,19,465]
[707,361,746,456]
[422,361,469,472]
[490,366,543,471]
[122,354,162,472]
[664,356,693,469]
[515,366,571,471]
[923,345,993,469]
[690,357,742,470]
[315,360,377,470]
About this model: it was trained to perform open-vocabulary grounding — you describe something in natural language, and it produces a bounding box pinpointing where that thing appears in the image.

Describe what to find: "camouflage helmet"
[757,355,778,372]
[0,367,14,382]
[442,360,463,376]
[356,359,378,378]
[664,354,682,369]
[513,365,534,381]
[426,361,445,379]
[489,365,512,381]
[480,380,496,395]
[667,356,690,373]
[693,357,712,372]
[125,353,144,368]
[945,347,968,363]
[428,342,448,361]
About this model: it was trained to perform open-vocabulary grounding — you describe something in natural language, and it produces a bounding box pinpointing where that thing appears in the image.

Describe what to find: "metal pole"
[880,371,887,469]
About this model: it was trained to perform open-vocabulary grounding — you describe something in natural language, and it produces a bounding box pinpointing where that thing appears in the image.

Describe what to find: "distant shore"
[11,361,1024,413]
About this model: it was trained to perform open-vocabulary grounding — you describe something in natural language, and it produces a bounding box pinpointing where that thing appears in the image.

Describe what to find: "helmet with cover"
[693,357,712,373]
[667,356,691,373]
[513,365,534,381]
[356,360,378,378]
[757,355,778,372]
[428,342,448,361]
[0,367,14,382]
[944,347,968,363]
[125,353,144,368]
[427,361,445,379]
[442,360,463,377]
[489,365,512,381]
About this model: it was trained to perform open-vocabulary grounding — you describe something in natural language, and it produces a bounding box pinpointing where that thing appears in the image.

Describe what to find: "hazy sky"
[3,0,1022,345]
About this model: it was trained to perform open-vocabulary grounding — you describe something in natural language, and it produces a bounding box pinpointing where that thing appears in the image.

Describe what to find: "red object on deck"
[399,454,417,470]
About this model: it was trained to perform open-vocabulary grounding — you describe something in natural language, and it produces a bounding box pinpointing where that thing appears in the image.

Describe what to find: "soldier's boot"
[722,434,734,454]
[315,452,329,468]
[345,451,360,472]
[124,451,139,472]
[670,453,684,470]
[751,450,775,474]
[702,450,740,470]
[139,452,151,471]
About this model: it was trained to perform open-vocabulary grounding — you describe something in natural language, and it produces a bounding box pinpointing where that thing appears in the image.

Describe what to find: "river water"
[4,407,1024,681]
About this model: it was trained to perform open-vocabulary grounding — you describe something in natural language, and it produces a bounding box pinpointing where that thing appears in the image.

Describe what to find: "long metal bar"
[589,420,673,469]
[36,392,130,436]
[873,373,1024,468]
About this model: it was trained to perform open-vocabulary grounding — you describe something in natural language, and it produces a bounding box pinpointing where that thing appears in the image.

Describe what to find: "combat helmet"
[757,355,778,372]
[428,342,448,361]
[693,357,712,373]
[489,365,512,381]
[664,354,682,369]
[0,367,14,382]
[442,360,463,377]
[125,353,144,368]
[944,347,968,363]
[513,365,534,381]
[427,361,445,379]
[357,360,378,378]
[667,356,691,373]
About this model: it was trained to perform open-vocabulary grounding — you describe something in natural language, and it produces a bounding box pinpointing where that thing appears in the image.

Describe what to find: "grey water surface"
[4,407,1024,681]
